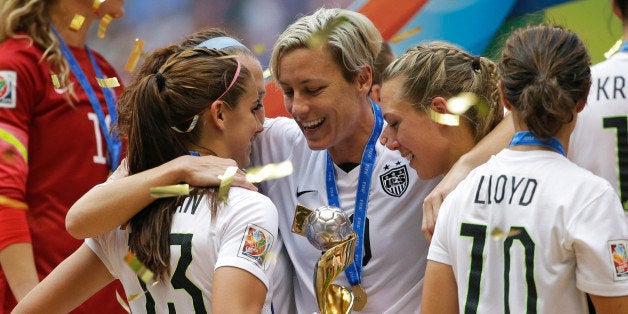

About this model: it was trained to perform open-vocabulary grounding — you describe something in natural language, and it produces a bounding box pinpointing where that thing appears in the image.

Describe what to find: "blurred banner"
[251,0,621,117]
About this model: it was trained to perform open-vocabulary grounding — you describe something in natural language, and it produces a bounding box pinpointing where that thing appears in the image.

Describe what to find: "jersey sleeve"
[214,190,279,290]
[568,184,628,296]
[427,193,455,266]
[85,228,128,279]
[0,48,43,250]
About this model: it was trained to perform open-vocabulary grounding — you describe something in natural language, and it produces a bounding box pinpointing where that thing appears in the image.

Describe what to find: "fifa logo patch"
[0,71,17,109]
[609,240,628,280]
[238,223,274,267]
[379,163,408,197]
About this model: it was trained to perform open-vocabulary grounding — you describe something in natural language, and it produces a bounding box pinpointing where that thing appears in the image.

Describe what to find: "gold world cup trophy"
[292,205,357,314]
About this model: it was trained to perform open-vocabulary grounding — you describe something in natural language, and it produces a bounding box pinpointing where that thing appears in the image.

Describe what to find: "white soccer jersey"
[569,51,628,215]
[86,187,278,313]
[429,149,628,314]
[252,117,441,313]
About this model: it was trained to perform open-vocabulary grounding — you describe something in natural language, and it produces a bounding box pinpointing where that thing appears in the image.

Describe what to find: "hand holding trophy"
[293,205,358,314]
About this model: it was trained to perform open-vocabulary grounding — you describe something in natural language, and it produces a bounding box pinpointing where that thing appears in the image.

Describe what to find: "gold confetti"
[128,282,158,301]
[0,195,27,210]
[97,14,113,38]
[115,291,130,313]
[92,0,105,10]
[604,39,623,59]
[124,251,154,284]
[252,44,266,55]
[245,160,293,183]
[149,184,190,199]
[307,15,350,48]
[69,14,85,32]
[390,27,422,44]
[446,92,479,115]
[124,38,144,73]
[490,227,521,240]
[263,68,271,80]
[96,77,120,88]
[51,74,61,89]
[217,166,238,203]
[427,107,459,126]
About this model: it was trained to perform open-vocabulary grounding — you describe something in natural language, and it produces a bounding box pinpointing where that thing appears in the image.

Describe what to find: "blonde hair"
[270,8,382,83]
[1,0,76,101]
[382,41,503,143]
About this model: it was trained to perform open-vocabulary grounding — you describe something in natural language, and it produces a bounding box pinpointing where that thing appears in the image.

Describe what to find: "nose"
[287,93,309,118]
[380,125,400,150]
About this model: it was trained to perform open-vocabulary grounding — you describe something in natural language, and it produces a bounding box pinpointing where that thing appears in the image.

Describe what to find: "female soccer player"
[378,41,502,180]
[422,25,628,314]
[14,48,278,313]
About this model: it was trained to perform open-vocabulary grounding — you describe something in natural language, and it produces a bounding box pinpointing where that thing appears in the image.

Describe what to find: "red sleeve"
[0,40,43,247]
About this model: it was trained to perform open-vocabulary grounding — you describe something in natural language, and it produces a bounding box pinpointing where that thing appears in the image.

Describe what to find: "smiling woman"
[13,48,277,314]
[379,41,503,180]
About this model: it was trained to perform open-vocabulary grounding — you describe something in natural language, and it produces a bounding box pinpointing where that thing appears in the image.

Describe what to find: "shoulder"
[0,37,45,69]
[226,188,278,216]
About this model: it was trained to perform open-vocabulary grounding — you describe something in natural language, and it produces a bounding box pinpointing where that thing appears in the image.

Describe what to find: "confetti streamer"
[490,227,521,240]
[604,39,623,59]
[149,184,190,199]
[127,282,158,301]
[263,68,271,80]
[69,14,85,31]
[252,44,266,55]
[427,107,459,126]
[124,38,144,73]
[97,14,113,38]
[92,0,105,11]
[217,166,238,203]
[124,251,154,284]
[390,27,422,44]
[245,160,293,183]
[96,77,120,88]
[0,195,27,210]
[115,291,131,313]
[307,15,350,48]
[446,92,479,115]
[51,74,61,89]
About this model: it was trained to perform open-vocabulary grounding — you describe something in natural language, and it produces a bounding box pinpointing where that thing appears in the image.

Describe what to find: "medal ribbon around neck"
[51,25,121,171]
[325,99,383,288]
[620,41,628,53]
[508,131,565,156]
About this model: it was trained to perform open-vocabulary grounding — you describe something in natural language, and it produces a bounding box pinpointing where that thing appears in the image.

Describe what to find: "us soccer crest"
[379,163,408,197]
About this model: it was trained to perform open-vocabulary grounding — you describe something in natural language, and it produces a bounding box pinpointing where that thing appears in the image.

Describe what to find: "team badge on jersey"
[609,240,628,280]
[238,223,274,268]
[0,71,17,109]
[379,163,409,197]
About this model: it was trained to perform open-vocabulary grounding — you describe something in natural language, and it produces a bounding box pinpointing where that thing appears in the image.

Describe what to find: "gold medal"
[351,285,367,311]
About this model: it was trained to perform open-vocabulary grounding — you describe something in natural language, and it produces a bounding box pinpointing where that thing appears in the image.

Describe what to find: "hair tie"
[196,36,250,52]
[155,72,166,91]
[471,56,481,71]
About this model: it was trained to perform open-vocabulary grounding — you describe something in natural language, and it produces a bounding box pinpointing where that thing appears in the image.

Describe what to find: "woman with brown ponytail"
[14,48,277,313]
[422,25,628,314]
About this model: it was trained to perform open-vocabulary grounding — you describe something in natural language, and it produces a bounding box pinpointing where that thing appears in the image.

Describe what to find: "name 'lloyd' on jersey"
[473,174,538,206]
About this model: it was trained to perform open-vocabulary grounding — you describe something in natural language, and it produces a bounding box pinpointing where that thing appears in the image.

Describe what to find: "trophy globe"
[305,205,353,251]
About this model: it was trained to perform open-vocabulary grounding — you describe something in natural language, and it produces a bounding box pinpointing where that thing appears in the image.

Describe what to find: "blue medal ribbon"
[620,41,628,53]
[508,131,565,156]
[325,100,383,287]
[51,25,121,171]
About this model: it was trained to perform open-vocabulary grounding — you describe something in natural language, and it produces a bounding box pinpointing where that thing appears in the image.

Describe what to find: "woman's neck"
[327,100,376,165]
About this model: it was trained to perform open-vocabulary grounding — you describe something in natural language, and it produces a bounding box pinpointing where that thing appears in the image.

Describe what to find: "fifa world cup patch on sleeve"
[238,223,274,267]
[609,240,628,280]
[0,71,17,109]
